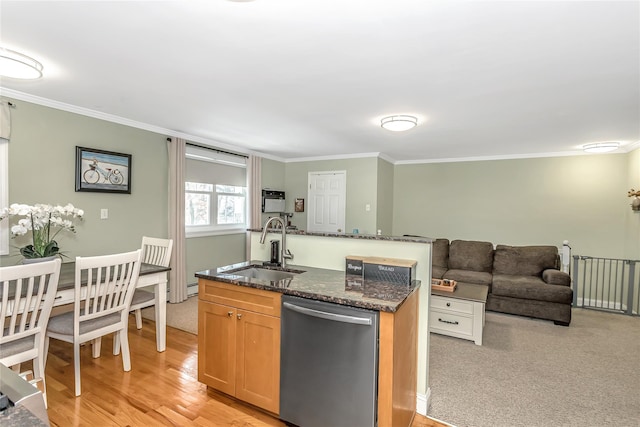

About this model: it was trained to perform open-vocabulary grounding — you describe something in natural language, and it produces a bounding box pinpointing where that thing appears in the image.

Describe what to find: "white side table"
[430,282,488,345]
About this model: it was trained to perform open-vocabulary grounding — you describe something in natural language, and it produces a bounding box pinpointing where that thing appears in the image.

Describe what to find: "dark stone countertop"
[0,406,49,427]
[195,261,420,313]
[246,229,434,244]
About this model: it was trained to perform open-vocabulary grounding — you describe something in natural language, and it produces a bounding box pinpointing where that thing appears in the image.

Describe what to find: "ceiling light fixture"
[582,142,620,153]
[381,115,417,132]
[0,47,43,79]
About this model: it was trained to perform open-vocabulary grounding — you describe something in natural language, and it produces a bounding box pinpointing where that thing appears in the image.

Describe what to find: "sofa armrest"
[542,269,571,286]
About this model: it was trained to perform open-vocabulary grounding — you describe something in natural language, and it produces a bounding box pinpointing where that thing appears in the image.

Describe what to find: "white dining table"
[54,262,171,352]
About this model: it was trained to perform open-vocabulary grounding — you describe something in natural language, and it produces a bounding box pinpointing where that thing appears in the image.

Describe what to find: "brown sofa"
[432,239,573,325]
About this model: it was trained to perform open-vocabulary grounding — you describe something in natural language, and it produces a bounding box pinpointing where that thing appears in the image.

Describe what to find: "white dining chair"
[45,250,141,396]
[129,236,173,329]
[0,258,61,407]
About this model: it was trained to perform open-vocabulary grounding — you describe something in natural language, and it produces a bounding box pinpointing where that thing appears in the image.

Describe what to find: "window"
[216,185,246,225]
[185,145,247,237]
[185,182,213,226]
[185,182,246,231]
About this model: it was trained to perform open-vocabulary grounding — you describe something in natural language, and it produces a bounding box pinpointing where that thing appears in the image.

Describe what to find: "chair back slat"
[141,236,173,267]
[0,259,61,350]
[74,250,141,329]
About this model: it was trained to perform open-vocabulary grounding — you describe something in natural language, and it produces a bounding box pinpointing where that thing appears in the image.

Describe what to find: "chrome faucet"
[259,217,293,267]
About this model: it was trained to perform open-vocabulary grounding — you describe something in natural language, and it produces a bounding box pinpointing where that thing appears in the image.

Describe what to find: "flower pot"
[21,255,59,264]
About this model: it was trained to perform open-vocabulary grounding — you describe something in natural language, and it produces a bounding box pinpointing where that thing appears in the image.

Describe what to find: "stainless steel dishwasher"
[280,295,379,427]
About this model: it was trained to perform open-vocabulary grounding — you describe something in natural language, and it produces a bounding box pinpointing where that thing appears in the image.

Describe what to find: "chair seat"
[131,289,155,305]
[0,335,35,359]
[48,311,122,336]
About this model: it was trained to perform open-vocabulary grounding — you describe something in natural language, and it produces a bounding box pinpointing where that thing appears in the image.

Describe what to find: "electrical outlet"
[100,209,108,219]
[365,204,371,212]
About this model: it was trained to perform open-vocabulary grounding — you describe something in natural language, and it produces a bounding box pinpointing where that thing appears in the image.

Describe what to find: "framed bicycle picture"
[75,146,132,194]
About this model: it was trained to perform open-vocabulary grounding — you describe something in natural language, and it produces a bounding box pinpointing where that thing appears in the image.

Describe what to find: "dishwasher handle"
[283,301,372,325]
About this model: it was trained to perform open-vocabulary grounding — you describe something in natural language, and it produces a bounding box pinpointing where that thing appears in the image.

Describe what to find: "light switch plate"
[100,209,108,219]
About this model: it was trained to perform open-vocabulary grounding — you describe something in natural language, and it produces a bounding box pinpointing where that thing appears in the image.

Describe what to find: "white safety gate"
[572,255,640,316]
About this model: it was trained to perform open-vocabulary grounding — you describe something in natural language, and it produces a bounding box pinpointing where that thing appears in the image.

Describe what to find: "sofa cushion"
[493,245,558,277]
[492,274,572,304]
[448,240,494,273]
[432,238,449,269]
[444,269,493,286]
[432,266,447,280]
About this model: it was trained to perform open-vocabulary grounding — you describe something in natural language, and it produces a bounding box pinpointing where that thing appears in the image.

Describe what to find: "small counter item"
[431,278,457,292]
[346,255,367,277]
[363,257,416,286]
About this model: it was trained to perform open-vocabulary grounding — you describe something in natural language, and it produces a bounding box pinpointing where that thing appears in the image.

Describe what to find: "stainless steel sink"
[221,264,306,284]
[228,267,296,282]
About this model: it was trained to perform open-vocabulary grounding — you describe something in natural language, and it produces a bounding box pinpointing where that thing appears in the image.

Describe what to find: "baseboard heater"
[187,282,198,297]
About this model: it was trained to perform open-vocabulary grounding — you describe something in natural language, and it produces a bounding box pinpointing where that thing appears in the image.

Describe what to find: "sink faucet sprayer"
[259,217,293,267]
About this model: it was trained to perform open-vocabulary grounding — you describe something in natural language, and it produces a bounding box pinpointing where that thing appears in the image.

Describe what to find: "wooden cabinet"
[198,280,281,414]
[377,288,418,427]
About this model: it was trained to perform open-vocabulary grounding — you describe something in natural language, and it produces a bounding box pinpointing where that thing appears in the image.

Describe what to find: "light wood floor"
[42,320,447,427]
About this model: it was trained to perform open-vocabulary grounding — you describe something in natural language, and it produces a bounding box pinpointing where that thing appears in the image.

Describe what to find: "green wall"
[1,98,168,265]
[392,154,632,258]
[259,158,287,226]
[376,157,394,235]
[185,233,246,286]
[4,97,636,271]
[263,152,638,259]
[0,97,247,286]
[626,148,640,259]
[282,157,379,234]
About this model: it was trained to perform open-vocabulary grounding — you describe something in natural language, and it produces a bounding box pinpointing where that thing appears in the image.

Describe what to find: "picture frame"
[295,198,304,212]
[75,146,131,194]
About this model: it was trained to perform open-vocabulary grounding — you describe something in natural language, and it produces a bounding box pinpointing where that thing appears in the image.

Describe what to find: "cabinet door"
[198,301,236,396]
[235,309,281,414]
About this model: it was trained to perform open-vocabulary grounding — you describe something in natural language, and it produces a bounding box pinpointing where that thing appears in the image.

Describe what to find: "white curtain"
[167,137,188,303]
[246,155,262,260]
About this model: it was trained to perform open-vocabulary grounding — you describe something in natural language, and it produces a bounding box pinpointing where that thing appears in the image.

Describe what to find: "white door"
[307,171,346,233]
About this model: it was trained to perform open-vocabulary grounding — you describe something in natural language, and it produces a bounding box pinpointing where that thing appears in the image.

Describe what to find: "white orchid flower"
[11,224,28,236]
[0,202,84,259]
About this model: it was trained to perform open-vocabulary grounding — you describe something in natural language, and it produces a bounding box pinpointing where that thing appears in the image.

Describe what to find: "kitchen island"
[249,230,433,414]
[196,261,420,427]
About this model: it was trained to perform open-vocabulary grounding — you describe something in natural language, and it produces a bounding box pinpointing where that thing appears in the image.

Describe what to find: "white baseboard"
[417,388,430,416]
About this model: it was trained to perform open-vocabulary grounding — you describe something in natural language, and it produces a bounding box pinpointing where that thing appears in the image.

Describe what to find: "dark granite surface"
[247,229,434,243]
[1,405,49,426]
[195,261,420,313]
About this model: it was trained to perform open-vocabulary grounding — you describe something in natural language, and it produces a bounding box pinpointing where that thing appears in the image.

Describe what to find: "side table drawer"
[431,295,474,315]
[430,309,473,337]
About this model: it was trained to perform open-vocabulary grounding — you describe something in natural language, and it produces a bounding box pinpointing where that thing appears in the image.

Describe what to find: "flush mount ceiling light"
[0,47,43,79]
[381,115,418,132]
[582,142,620,153]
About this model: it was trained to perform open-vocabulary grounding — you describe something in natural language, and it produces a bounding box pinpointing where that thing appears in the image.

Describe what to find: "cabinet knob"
[227,311,233,317]
[446,302,451,307]
[237,313,242,320]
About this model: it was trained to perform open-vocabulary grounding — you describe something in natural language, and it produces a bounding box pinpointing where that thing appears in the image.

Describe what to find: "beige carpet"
[428,309,640,427]
[141,295,198,335]
[146,299,640,426]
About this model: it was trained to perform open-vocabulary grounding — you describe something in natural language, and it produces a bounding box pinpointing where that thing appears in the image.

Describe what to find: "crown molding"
[2,88,637,164]
[0,87,264,158]
[394,148,636,165]
[625,140,640,153]
[285,152,387,163]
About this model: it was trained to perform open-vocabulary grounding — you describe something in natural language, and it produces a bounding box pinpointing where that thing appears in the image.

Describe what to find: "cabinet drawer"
[199,279,281,317]
[431,295,474,315]
[430,309,473,336]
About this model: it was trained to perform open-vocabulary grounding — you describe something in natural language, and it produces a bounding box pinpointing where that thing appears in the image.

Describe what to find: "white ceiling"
[1,0,638,162]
